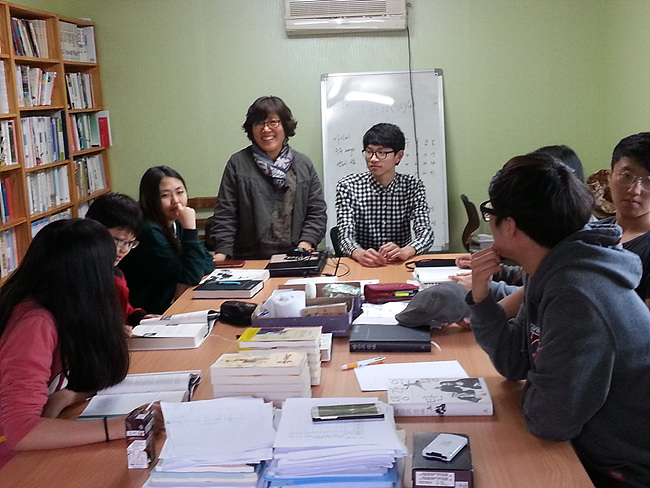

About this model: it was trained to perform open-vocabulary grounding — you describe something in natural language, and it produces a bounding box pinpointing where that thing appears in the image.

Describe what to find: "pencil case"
[364,283,419,304]
[219,301,257,326]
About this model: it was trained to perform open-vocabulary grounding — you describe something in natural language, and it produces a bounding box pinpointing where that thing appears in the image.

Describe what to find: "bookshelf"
[0,2,111,281]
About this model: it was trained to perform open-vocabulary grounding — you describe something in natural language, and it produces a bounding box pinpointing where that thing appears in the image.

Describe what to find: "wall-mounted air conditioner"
[285,0,407,35]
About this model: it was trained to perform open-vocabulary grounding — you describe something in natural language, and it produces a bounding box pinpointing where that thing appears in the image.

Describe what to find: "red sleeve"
[114,272,146,326]
[0,303,58,451]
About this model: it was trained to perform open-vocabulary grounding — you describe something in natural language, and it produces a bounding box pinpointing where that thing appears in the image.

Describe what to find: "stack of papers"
[142,397,274,488]
[264,397,407,487]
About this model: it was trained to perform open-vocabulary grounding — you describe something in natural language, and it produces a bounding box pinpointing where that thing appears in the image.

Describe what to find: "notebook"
[265,251,328,277]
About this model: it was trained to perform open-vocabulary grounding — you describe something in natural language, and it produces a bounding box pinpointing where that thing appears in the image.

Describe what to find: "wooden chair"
[460,194,480,252]
[187,196,217,248]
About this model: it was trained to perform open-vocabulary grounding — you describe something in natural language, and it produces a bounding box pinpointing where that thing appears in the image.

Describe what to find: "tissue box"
[252,296,360,337]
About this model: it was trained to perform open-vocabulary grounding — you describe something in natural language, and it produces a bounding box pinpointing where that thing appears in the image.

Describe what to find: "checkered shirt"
[335,172,434,256]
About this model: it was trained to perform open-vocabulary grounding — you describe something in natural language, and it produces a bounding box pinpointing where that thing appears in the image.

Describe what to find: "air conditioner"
[285,0,407,35]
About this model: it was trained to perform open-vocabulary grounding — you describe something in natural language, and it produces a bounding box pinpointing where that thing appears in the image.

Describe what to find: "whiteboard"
[321,69,448,252]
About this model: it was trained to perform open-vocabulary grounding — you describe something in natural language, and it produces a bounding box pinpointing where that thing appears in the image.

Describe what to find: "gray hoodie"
[469,223,650,486]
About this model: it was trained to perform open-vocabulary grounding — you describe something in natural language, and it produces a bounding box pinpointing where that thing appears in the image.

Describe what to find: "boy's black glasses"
[479,200,500,222]
[362,149,395,160]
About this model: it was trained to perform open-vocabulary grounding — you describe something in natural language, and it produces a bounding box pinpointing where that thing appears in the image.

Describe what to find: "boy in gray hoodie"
[468,152,650,488]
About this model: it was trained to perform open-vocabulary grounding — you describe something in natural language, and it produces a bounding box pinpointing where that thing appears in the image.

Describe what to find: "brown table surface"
[1,256,594,487]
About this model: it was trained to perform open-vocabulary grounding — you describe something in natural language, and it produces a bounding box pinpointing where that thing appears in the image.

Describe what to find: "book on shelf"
[412,432,473,488]
[200,267,270,284]
[0,62,8,114]
[193,279,263,299]
[74,155,106,197]
[0,120,16,167]
[20,112,67,167]
[79,370,202,418]
[11,18,48,59]
[30,209,72,238]
[26,166,70,215]
[387,377,493,417]
[349,324,432,352]
[60,21,97,63]
[210,351,308,377]
[130,309,218,350]
[0,228,17,278]
[96,110,112,147]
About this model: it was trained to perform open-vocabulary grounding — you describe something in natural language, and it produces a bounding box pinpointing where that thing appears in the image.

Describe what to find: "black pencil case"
[219,301,257,326]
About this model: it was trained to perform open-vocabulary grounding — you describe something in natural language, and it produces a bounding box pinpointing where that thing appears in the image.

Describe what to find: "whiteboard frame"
[320,69,449,251]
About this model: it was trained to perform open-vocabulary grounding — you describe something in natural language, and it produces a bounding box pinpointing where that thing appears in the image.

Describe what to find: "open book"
[129,310,217,350]
[80,370,202,418]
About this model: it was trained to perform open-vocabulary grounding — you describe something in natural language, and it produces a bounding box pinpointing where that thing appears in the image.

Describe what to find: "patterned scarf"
[252,142,294,190]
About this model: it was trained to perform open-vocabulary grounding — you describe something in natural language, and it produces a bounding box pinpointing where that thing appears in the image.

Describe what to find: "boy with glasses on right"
[335,123,434,267]
[601,132,650,307]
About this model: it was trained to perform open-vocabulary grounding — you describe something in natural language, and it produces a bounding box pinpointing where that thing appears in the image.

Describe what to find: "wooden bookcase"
[0,2,111,282]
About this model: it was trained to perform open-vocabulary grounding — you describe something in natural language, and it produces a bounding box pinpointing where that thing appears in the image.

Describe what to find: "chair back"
[187,196,217,249]
[460,194,480,252]
[330,226,343,257]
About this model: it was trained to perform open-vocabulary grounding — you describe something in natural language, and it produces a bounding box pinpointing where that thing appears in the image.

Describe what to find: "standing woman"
[119,166,214,314]
[0,219,137,468]
[210,96,327,260]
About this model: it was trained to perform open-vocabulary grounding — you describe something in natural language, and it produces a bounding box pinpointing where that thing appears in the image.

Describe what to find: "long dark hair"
[0,219,129,392]
[139,166,186,253]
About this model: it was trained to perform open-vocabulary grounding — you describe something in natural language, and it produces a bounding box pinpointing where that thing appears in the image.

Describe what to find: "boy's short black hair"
[611,132,650,172]
[534,145,584,182]
[86,192,143,235]
[489,152,594,249]
[362,123,406,153]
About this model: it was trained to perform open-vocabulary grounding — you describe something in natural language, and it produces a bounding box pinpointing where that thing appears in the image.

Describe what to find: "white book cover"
[387,377,493,416]
[413,266,464,287]
[200,268,270,284]
[210,352,307,377]
[237,326,322,348]
[130,322,209,351]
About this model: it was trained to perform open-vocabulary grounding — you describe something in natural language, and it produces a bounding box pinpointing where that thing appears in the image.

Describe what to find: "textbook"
[129,310,217,350]
[193,279,263,299]
[237,326,322,349]
[412,266,464,288]
[237,326,323,386]
[80,370,202,418]
[412,432,473,488]
[210,351,308,377]
[200,267,270,284]
[387,377,493,417]
[349,324,432,352]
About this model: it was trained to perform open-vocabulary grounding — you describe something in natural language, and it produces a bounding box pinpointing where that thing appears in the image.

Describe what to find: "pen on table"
[144,394,159,411]
[219,281,241,285]
[340,356,386,370]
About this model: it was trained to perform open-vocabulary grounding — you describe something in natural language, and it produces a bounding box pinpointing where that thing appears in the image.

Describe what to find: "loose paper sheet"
[353,360,468,391]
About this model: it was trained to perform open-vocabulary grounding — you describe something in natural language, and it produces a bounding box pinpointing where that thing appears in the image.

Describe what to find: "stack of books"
[142,397,274,488]
[210,351,311,407]
[237,326,323,385]
[264,398,408,487]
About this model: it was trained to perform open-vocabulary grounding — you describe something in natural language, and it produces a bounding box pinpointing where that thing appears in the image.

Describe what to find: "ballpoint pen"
[340,356,386,370]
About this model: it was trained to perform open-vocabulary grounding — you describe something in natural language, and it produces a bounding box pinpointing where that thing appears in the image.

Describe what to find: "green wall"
[12,0,650,251]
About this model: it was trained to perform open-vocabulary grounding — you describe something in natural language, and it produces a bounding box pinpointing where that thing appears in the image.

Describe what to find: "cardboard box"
[252,296,360,337]
[412,432,473,488]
